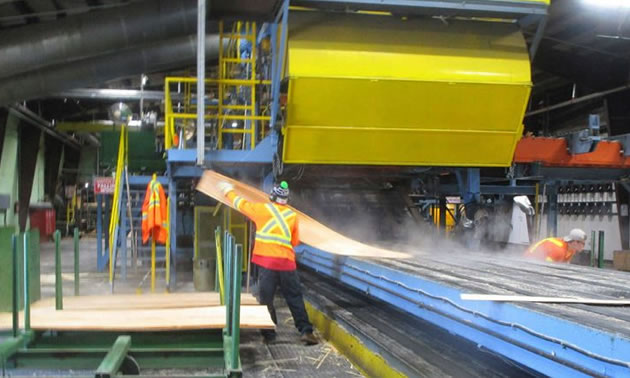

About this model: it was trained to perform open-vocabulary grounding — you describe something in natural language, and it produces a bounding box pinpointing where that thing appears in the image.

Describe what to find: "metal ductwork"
[0,35,220,106]
[0,0,198,80]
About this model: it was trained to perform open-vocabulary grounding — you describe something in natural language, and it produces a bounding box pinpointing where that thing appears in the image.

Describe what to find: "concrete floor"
[8,235,360,377]
[39,235,190,297]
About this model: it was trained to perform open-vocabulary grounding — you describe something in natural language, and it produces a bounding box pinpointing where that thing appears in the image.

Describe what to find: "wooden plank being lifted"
[197,170,411,259]
[461,294,630,305]
[2,306,274,331]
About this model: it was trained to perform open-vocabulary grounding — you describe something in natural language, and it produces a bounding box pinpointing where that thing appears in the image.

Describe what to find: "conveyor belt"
[300,268,538,377]
[376,252,630,336]
[298,246,630,377]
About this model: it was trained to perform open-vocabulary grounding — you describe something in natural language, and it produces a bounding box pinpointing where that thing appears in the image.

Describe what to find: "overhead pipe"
[0,0,198,80]
[197,0,206,165]
[52,88,166,101]
[526,84,630,117]
[8,105,82,150]
[0,35,220,106]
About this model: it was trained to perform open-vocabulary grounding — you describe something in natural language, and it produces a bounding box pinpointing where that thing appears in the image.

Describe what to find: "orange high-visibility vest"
[141,178,168,245]
[524,237,574,263]
[226,190,299,271]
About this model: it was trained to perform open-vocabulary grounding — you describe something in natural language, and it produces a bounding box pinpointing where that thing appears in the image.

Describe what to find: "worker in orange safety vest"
[217,180,318,346]
[141,175,168,244]
[524,228,587,263]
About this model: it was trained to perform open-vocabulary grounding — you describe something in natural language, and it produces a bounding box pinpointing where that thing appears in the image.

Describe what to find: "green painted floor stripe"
[305,301,406,378]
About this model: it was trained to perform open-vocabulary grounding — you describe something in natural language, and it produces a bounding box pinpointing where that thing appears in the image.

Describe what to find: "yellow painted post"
[151,235,156,292]
[218,20,224,149]
[243,221,249,271]
[251,21,257,150]
[109,125,126,283]
[164,79,171,149]
[214,228,225,304]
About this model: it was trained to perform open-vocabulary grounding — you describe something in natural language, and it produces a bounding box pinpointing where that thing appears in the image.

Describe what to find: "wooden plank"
[0,306,274,331]
[30,292,259,311]
[196,170,411,259]
[461,294,630,305]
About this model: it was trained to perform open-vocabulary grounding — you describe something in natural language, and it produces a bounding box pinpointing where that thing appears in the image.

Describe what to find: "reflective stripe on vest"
[261,206,294,235]
[255,204,295,249]
[233,196,244,211]
[527,237,563,254]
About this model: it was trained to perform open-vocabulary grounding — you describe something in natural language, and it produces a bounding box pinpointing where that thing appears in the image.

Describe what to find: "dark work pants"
[257,266,313,336]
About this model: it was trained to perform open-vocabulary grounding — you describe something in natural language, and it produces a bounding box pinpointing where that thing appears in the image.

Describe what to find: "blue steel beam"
[96,194,104,272]
[167,163,177,289]
[296,246,630,377]
[439,184,536,196]
[126,175,168,187]
[167,136,274,165]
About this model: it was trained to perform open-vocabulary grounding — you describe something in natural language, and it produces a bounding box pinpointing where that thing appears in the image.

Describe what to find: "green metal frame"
[54,230,63,310]
[0,229,244,377]
[95,335,132,378]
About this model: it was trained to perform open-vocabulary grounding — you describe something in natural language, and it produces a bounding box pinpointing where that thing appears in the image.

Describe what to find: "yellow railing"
[108,124,127,283]
[164,20,271,151]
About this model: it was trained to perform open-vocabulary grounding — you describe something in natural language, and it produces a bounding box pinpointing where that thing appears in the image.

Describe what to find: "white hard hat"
[564,228,587,242]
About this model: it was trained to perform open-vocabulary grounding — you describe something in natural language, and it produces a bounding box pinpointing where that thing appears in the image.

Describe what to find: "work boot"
[300,332,319,345]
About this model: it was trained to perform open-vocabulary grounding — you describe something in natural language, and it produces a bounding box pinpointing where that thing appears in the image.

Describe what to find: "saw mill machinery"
[99,0,630,376]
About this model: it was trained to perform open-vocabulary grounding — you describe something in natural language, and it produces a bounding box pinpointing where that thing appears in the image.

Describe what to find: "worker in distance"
[524,228,587,263]
[217,180,319,345]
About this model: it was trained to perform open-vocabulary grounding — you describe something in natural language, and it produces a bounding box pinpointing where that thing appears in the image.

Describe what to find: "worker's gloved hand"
[217,181,234,195]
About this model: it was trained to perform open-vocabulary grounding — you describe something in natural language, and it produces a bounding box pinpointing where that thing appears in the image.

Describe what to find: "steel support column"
[529,16,547,61]
[269,0,289,155]
[18,123,42,232]
[168,165,177,289]
[546,183,558,238]
[617,183,630,250]
[196,0,206,165]
[44,136,64,202]
[97,194,104,271]
[438,197,447,236]
[455,168,480,205]
[103,196,111,271]
[0,108,8,166]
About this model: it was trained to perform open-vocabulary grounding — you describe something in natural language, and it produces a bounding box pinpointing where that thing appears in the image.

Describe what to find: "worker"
[217,180,319,345]
[524,228,587,263]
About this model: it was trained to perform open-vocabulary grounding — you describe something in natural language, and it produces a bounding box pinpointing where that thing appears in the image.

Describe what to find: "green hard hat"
[280,181,289,189]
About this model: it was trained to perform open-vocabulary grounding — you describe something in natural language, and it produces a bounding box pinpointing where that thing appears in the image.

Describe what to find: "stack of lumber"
[0,292,274,331]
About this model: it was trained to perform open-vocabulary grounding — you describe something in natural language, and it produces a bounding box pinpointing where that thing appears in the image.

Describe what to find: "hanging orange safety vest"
[141,177,168,245]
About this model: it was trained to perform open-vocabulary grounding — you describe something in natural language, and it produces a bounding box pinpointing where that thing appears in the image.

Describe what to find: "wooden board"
[30,292,259,311]
[461,294,630,305]
[197,170,410,259]
[0,305,274,331]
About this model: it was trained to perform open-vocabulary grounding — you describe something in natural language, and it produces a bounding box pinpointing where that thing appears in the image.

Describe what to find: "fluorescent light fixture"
[583,0,630,8]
